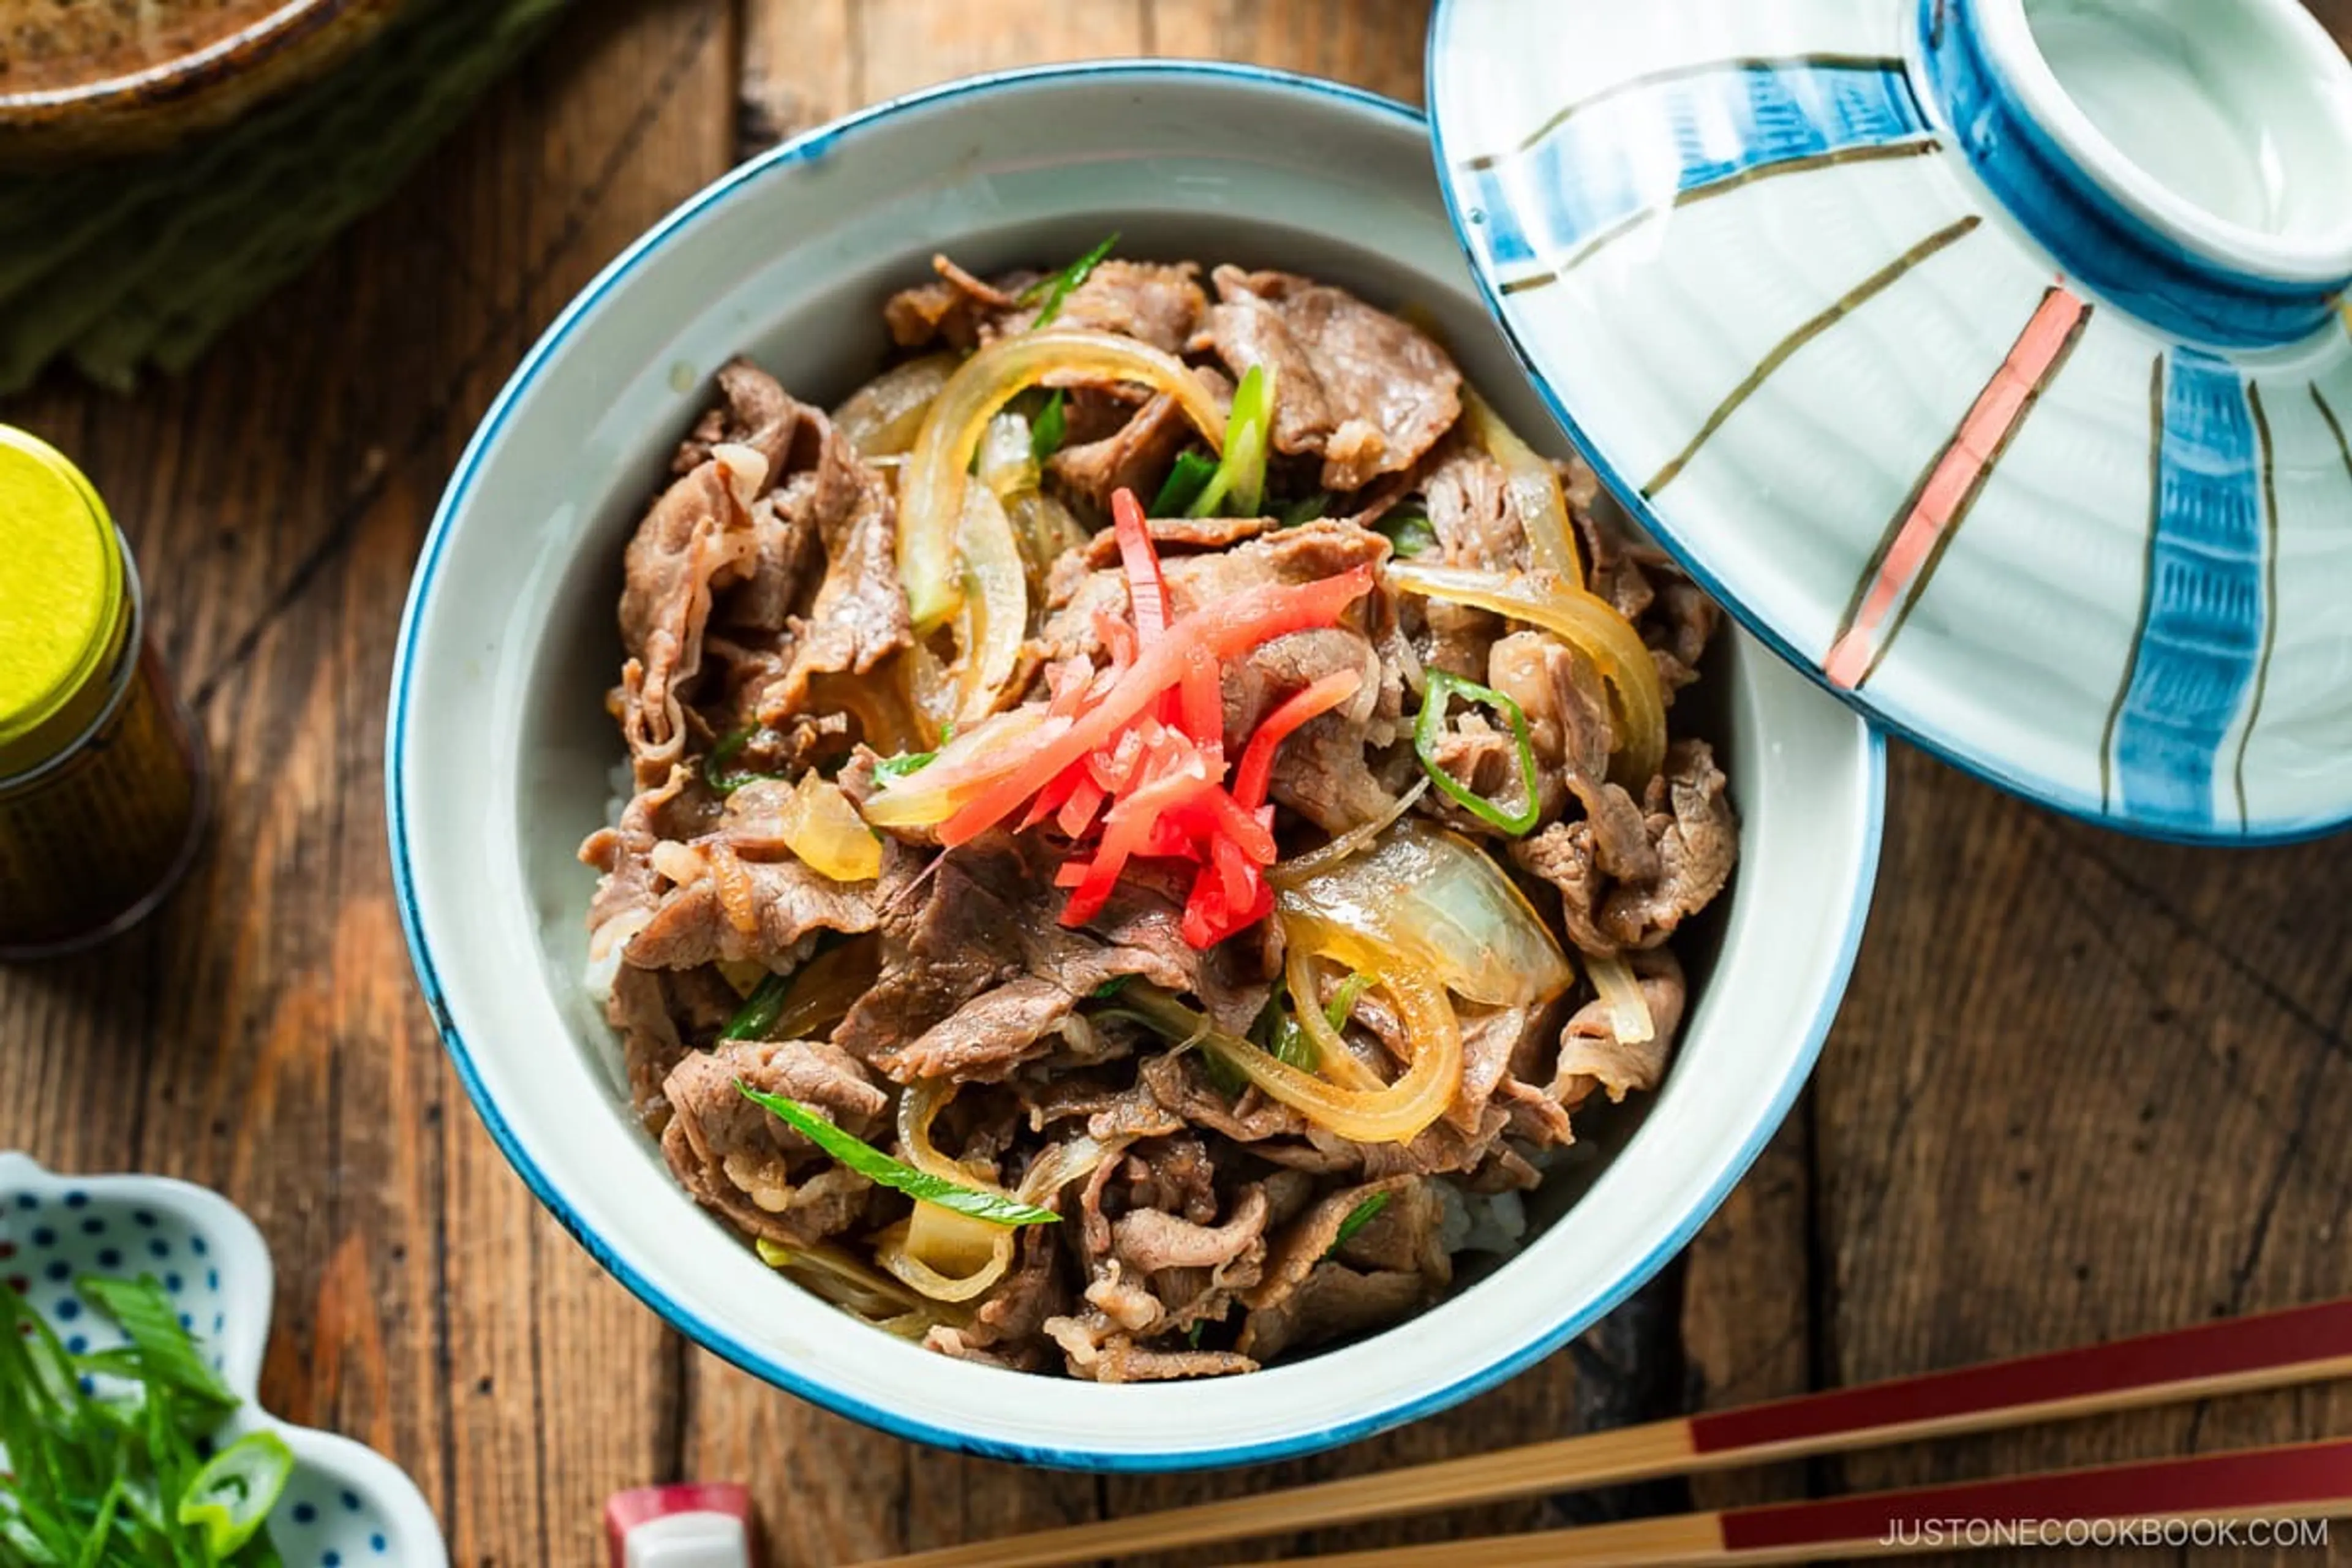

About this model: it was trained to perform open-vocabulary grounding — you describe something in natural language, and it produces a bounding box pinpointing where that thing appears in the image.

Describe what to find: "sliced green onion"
[1413,670,1543,836]
[735,1082,1061,1226]
[1189,364,1275,519]
[872,748,938,786]
[1031,389,1068,463]
[1152,450,1220,516]
[722,973,794,1041]
[1023,232,1120,329]
[1186,1321,1207,1348]
[704,725,788,796]
[77,1276,235,1409]
[1324,972,1374,1031]
[872,720,952,787]
[1199,1049,1249,1099]
[1088,975,1130,1000]
[1376,505,1438,558]
[1270,1013,1317,1071]
[1277,491,1332,529]
[176,1433,294,1560]
[1327,1192,1390,1256]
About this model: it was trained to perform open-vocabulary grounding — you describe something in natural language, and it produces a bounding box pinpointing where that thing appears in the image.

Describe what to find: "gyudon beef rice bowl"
[580,243,1735,1382]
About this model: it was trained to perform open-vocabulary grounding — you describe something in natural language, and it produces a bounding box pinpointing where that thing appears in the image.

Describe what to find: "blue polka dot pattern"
[6,1170,416,1565]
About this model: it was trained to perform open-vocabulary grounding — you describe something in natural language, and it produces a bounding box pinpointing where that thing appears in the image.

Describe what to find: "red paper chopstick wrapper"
[606,1483,754,1568]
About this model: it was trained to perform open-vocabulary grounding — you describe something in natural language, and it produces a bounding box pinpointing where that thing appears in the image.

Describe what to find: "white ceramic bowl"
[388,62,1883,1470]
[0,1153,448,1565]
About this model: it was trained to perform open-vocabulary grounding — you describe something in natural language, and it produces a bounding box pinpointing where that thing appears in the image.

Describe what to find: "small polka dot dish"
[0,1152,448,1566]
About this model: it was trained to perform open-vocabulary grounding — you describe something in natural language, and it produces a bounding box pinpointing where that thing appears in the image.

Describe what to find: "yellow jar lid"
[0,426,129,777]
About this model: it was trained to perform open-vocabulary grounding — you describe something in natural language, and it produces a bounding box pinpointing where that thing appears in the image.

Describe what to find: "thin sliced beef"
[883,255,1038,351]
[1202,266,1463,491]
[754,410,912,720]
[1052,391,1199,514]
[842,841,1261,1081]
[1015,259,1208,353]
[1571,508,1721,699]
[927,1224,1067,1370]
[1423,440,1526,571]
[1487,630,1614,821]
[660,1038,887,1247]
[581,766,693,962]
[1139,1052,1314,1144]
[1042,1311,1258,1382]
[1113,1183,1268,1275]
[1237,1263,1429,1362]
[886,255,1207,356]
[1238,1176,1446,1357]
[614,448,767,785]
[1078,512,1267,568]
[625,839,899,970]
[674,358,798,479]
[1556,947,1687,1107]
[1512,739,1731,954]
[1602,739,1735,948]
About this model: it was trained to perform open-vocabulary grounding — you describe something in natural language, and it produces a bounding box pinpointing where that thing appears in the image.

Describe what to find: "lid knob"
[1920,0,2352,348]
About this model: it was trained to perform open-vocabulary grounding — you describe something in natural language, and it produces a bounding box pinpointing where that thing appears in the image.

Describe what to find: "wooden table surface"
[6,2,2351,1563]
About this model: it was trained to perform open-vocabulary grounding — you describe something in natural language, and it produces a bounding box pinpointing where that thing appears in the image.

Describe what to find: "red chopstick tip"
[606,1483,754,1567]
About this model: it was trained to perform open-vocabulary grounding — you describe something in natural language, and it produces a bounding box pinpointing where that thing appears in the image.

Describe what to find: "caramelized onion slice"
[899,330,1226,630]
[1385,559,1667,785]
[1277,819,1572,1009]
[1123,968,1462,1146]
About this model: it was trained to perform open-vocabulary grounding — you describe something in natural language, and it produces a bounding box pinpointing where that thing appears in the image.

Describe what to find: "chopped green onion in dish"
[1376,505,1438,558]
[178,1433,297,1559]
[1023,232,1120,329]
[1414,669,1543,836]
[1188,364,1275,519]
[1276,491,1332,529]
[721,973,794,1041]
[703,725,788,796]
[1269,1011,1317,1070]
[872,747,939,786]
[1030,389,1068,463]
[734,1082,1061,1226]
[1327,1192,1390,1256]
[1324,971,1374,1031]
[76,1273,237,1409]
[1151,450,1220,516]
[0,1276,294,1566]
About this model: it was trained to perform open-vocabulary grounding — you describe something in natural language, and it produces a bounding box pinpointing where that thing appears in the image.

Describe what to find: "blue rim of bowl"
[1423,0,2352,848]
[388,56,1889,1472]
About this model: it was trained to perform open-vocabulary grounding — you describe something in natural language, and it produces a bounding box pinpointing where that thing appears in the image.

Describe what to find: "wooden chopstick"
[1270,1437,2352,1566]
[857,1298,2352,1568]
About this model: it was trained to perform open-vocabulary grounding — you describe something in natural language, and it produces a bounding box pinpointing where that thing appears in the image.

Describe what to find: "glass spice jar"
[0,426,208,958]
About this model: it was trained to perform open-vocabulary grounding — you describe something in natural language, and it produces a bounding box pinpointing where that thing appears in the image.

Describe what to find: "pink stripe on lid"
[1825,287,2086,690]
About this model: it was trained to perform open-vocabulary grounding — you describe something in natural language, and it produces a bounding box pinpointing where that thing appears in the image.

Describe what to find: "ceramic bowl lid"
[1428,0,2352,842]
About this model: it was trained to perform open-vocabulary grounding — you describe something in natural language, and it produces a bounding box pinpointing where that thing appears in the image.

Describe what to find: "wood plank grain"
[1812,745,2352,1567]
[1144,0,1429,102]
[1,5,734,1567]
